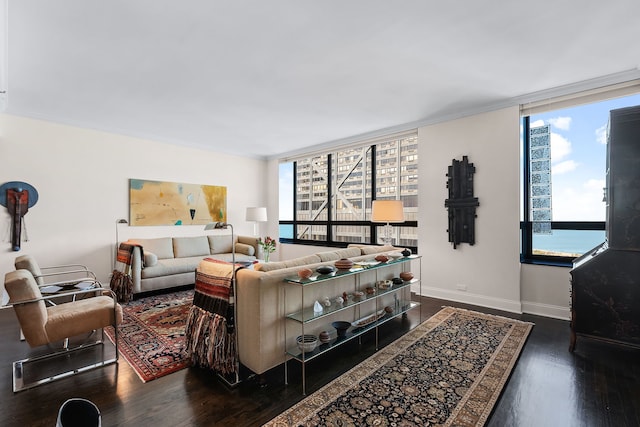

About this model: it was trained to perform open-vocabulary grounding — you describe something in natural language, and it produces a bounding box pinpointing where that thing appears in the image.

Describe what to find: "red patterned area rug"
[264,307,533,427]
[106,289,193,382]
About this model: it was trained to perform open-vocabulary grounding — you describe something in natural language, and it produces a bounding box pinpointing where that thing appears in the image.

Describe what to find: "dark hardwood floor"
[1,295,639,427]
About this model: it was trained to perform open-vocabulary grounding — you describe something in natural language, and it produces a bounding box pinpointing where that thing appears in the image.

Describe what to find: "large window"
[521,87,640,265]
[279,133,418,252]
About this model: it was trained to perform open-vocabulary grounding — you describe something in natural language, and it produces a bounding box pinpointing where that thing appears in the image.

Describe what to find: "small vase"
[264,252,270,263]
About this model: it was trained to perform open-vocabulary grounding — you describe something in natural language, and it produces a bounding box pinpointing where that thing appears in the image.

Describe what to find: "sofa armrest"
[130,246,143,294]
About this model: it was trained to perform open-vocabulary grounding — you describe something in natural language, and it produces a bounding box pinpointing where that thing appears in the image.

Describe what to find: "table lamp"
[371,200,404,245]
[245,207,267,236]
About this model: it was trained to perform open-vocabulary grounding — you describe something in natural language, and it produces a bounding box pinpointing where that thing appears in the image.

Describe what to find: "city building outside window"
[279,132,418,252]
[521,88,640,265]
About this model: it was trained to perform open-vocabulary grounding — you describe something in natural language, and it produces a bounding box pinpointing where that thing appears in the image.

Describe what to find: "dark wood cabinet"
[570,105,640,351]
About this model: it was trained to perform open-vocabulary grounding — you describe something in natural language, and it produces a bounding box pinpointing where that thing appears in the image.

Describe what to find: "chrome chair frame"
[7,287,119,392]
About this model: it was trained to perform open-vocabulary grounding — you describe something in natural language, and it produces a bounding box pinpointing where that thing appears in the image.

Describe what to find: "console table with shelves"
[282,255,421,394]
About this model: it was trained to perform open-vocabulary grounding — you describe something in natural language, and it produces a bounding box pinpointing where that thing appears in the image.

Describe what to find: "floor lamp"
[245,207,267,237]
[372,200,404,246]
[114,218,128,269]
[204,221,240,387]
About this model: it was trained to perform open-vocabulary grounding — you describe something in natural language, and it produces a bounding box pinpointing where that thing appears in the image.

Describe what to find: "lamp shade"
[246,207,267,222]
[372,200,404,223]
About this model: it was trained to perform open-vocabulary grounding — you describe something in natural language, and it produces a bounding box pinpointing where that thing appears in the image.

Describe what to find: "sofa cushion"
[173,236,210,258]
[140,256,202,279]
[316,247,361,262]
[284,255,321,268]
[255,261,287,272]
[356,244,397,255]
[144,251,158,267]
[130,237,175,259]
[257,254,323,272]
[208,235,233,254]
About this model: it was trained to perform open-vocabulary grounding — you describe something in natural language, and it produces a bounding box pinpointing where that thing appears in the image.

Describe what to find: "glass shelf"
[285,280,415,323]
[282,253,421,394]
[284,255,419,286]
[286,300,419,362]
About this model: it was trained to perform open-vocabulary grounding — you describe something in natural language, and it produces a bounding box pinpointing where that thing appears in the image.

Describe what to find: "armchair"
[4,269,122,392]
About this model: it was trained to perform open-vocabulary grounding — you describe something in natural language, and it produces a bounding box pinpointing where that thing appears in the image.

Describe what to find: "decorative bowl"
[332,321,351,338]
[316,265,336,275]
[297,334,318,352]
[392,277,403,285]
[297,268,313,280]
[352,290,365,301]
[388,252,403,260]
[377,279,393,290]
[399,271,414,282]
[318,330,331,344]
[401,248,412,257]
[335,258,354,270]
[365,286,375,295]
[384,306,394,314]
[375,254,389,263]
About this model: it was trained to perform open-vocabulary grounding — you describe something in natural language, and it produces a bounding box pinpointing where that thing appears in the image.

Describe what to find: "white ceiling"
[4,1,640,159]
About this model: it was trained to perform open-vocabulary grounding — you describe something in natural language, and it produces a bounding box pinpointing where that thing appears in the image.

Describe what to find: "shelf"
[285,280,414,323]
[282,253,421,394]
[284,255,419,286]
[286,300,418,362]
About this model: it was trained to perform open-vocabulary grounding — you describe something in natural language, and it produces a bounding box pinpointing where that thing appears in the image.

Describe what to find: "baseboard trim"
[418,286,523,315]
[521,300,570,321]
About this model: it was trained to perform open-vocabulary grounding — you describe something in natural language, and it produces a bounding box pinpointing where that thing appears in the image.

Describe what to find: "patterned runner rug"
[105,289,193,382]
[264,306,533,427]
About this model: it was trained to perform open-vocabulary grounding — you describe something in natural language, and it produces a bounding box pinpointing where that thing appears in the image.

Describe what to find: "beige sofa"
[126,235,260,295]
[234,244,415,377]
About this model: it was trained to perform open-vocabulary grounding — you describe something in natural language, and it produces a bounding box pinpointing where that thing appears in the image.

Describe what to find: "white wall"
[521,263,571,319]
[0,114,268,295]
[417,106,523,313]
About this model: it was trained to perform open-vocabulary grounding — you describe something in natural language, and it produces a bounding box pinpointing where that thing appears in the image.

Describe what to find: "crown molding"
[272,68,640,161]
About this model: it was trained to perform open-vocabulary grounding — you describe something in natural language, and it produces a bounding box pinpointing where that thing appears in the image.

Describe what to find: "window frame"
[520,116,605,266]
[279,135,418,253]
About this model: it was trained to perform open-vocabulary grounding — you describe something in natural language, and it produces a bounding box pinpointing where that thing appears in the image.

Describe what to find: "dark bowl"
[392,277,403,285]
[316,265,336,275]
[332,321,351,337]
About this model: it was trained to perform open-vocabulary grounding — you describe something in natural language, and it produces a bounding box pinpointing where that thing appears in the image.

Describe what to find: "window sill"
[520,257,572,268]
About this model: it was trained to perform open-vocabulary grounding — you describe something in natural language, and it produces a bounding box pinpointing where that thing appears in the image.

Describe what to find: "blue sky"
[530,93,640,221]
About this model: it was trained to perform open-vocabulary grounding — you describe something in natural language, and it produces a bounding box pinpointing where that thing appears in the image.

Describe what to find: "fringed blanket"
[116,242,144,267]
[110,242,143,303]
[184,258,245,375]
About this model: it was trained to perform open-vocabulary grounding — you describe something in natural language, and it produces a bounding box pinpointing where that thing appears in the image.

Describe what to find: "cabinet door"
[571,250,640,346]
[607,106,640,250]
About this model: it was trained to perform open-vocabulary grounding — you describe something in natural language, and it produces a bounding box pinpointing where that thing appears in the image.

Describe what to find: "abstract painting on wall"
[129,179,227,226]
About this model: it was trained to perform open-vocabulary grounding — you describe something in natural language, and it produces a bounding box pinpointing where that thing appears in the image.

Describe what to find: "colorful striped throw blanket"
[116,242,144,267]
[184,258,246,375]
[110,242,143,303]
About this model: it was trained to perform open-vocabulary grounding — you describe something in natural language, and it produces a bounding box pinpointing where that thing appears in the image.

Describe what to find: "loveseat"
[125,235,260,295]
[232,244,417,377]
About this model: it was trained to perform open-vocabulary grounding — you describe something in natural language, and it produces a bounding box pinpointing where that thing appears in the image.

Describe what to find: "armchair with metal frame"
[15,254,101,293]
[4,269,122,392]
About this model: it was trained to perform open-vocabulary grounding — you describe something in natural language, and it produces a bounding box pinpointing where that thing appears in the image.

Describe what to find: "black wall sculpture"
[444,156,479,249]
